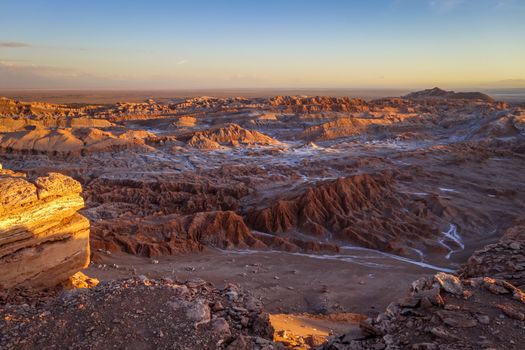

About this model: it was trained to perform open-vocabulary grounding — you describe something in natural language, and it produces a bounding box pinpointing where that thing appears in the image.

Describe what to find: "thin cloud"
[0,41,90,51]
[0,60,125,89]
[176,59,188,65]
[0,60,86,77]
[0,41,32,48]
[428,0,465,13]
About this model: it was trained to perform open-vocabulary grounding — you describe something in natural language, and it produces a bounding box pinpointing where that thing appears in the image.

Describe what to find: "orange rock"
[0,167,91,288]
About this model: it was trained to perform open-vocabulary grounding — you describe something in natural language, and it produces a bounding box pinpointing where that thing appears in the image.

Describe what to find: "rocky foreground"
[2,226,525,349]
[322,226,525,350]
[0,277,280,350]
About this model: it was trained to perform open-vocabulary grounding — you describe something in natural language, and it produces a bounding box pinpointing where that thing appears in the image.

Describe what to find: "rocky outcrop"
[460,224,525,288]
[91,211,267,257]
[187,123,281,149]
[84,176,263,257]
[246,173,446,257]
[300,118,390,141]
[467,112,525,139]
[0,97,88,118]
[321,271,525,349]
[174,115,198,127]
[85,175,343,257]
[404,87,494,102]
[270,96,368,113]
[0,127,155,155]
[0,168,90,288]
[0,277,281,350]
[321,227,525,349]
[84,177,249,217]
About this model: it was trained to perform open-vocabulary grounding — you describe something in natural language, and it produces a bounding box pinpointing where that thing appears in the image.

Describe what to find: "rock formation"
[459,224,525,288]
[246,173,447,257]
[173,115,198,127]
[270,96,368,113]
[1,91,525,349]
[0,167,90,288]
[84,176,263,257]
[0,127,155,155]
[0,97,90,118]
[321,269,525,349]
[91,211,267,257]
[300,118,389,141]
[187,123,281,149]
[404,87,494,102]
[468,111,525,139]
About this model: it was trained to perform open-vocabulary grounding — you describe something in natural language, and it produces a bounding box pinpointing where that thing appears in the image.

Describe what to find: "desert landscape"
[2,0,525,348]
[1,87,525,349]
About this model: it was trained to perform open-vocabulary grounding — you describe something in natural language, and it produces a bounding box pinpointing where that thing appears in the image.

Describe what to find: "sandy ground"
[270,313,365,348]
[86,248,438,345]
[86,249,436,315]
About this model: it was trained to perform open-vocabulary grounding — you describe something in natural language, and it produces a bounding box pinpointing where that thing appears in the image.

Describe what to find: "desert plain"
[2,88,525,349]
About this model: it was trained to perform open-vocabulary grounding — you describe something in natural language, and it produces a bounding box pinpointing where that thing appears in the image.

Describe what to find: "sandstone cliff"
[0,167,90,288]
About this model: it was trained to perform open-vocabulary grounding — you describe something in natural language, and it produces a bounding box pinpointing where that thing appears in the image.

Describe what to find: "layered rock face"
[0,167,90,288]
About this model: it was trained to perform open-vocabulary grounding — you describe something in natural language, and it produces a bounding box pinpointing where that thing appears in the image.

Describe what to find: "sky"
[0,0,524,90]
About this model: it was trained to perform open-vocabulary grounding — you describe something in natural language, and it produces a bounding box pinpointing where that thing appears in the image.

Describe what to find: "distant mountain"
[404,87,494,101]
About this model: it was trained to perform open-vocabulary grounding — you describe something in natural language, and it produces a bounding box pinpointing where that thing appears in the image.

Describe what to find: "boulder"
[0,167,90,288]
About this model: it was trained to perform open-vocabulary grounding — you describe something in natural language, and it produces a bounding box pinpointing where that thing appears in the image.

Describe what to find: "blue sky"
[0,0,524,89]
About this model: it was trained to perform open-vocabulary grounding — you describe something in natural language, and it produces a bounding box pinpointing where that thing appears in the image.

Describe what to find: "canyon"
[1,88,525,349]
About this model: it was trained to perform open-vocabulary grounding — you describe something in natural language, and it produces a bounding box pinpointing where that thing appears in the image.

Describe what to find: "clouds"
[0,41,90,52]
[0,41,32,48]
[176,59,188,65]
